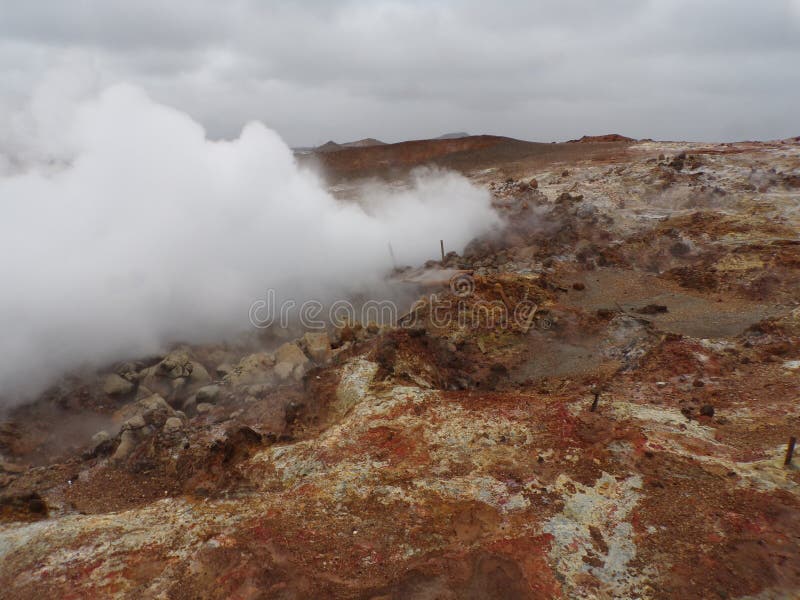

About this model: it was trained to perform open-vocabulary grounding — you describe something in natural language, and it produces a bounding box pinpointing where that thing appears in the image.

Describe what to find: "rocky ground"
[1,135,799,599]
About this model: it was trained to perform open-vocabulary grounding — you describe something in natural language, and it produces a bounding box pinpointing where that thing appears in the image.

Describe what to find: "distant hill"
[436,132,470,139]
[315,140,343,153]
[567,134,635,143]
[300,133,636,183]
[313,138,386,153]
[341,138,386,148]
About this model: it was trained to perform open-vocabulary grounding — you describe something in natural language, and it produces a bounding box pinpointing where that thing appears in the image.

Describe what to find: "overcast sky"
[1,0,799,146]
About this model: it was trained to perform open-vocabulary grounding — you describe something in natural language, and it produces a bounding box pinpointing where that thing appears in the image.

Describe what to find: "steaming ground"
[0,84,499,403]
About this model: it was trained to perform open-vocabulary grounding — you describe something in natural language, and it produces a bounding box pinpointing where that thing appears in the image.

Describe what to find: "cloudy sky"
[1,0,799,147]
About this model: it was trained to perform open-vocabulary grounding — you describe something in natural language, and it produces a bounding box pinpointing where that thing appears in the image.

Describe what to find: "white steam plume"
[0,83,499,403]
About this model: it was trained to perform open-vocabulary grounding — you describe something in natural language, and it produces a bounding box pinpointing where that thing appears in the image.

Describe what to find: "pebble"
[699,404,715,417]
[163,417,183,433]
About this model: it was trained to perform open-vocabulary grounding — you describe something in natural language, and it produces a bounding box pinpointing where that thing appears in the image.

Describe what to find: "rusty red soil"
[1,136,799,599]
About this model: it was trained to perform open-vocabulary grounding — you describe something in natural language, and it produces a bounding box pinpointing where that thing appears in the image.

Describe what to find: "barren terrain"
[1,134,799,599]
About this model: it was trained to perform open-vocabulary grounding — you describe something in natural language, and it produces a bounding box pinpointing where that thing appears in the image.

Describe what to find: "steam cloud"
[0,82,499,403]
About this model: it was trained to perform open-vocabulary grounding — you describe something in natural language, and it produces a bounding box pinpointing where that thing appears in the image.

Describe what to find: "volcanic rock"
[196,385,221,404]
[102,374,134,396]
[303,331,332,364]
[162,417,183,434]
[225,352,275,387]
[115,394,176,429]
[274,342,310,380]
[196,402,213,415]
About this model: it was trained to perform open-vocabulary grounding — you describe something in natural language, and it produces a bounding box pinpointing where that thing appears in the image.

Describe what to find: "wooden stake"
[785,436,797,466]
[493,282,512,311]
[440,239,445,262]
[590,392,600,412]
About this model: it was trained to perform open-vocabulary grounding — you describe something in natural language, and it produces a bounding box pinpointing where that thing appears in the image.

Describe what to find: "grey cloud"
[0,1,237,49]
[0,0,798,145]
